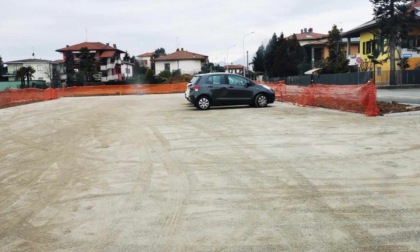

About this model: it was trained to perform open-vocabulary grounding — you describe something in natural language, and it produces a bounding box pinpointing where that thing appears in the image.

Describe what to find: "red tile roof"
[138,52,154,57]
[224,65,244,69]
[154,50,208,61]
[291,32,327,41]
[56,42,124,53]
[100,51,115,58]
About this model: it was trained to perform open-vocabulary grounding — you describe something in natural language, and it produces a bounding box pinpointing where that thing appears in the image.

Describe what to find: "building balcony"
[100,63,117,71]
[101,74,119,82]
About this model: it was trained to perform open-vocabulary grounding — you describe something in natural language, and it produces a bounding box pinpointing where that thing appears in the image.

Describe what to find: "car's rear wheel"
[255,94,268,107]
[195,96,211,110]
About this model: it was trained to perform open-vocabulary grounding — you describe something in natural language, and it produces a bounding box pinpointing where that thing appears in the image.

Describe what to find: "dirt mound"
[377,101,420,115]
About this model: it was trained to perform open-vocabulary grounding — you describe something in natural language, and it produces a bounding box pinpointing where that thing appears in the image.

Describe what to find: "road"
[1,94,420,251]
[377,87,420,105]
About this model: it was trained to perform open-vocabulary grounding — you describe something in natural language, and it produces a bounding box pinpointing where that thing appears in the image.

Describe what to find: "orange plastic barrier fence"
[0,83,187,109]
[263,80,380,117]
[0,88,45,108]
[57,83,187,97]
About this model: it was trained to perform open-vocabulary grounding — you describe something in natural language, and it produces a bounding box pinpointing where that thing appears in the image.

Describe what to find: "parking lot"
[1,93,420,251]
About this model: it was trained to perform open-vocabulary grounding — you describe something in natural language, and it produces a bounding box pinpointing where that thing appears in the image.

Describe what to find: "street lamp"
[226,44,236,73]
[243,31,255,76]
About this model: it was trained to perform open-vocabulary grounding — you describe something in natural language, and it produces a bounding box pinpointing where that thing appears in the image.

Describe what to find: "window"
[37,65,43,71]
[228,75,248,86]
[363,41,376,55]
[164,63,170,71]
[206,75,225,85]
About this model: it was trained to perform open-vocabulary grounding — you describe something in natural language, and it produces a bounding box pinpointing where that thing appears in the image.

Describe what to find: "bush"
[159,70,172,79]
[172,69,181,77]
[145,69,155,84]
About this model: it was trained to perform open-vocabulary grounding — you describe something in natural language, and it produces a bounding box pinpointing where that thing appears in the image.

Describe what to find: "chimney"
[304,28,307,33]
[106,43,109,46]
[66,45,69,47]
[176,48,179,51]
[308,28,313,33]
[301,29,303,34]
[181,48,184,51]
[113,44,116,48]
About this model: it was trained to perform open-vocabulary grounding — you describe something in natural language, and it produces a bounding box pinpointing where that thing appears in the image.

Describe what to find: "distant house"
[137,52,154,69]
[4,58,58,84]
[224,64,244,75]
[121,57,134,80]
[154,48,208,75]
[288,27,359,69]
[56,42,125,82]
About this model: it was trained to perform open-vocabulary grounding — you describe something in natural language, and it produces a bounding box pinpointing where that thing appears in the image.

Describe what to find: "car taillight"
[194,85,200,91]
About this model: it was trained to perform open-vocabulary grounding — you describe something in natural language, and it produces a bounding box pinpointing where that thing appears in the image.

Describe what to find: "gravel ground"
[1,94,420,251]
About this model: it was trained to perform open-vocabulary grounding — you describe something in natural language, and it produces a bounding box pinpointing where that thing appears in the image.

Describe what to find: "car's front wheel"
[195,96,211,110]
[255,94,268,107]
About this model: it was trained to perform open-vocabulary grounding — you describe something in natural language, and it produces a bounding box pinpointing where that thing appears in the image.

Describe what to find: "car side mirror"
[246,82,253,87]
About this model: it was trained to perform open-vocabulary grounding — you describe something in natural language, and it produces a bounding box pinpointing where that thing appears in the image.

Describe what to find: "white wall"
[7,62,53,83]
[121,63,133,79]
[155,60,202,75]
[138,56,152,68]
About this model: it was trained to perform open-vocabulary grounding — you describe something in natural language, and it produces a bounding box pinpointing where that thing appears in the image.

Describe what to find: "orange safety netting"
[0,83,187,109]
[58,83,187,97]
[262,80,380,116]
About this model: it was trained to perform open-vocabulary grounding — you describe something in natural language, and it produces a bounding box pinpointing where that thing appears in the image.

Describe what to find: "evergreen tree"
[145,69,155,84]
[153,48,166,58]
[287,34,306,75]
[64,50,76,85]
[252,44,265,74]
[264,33,278,77]
[0,55,7,81]
[370,0,416,85]
[324,25,349,74]
[271,33,303,77]
[272,33,288,77]
[79,47,97,82]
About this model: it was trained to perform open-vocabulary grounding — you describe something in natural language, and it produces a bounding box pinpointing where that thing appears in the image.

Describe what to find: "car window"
[206,75,225,85]
[190,76,201,84]
[228,75,248,86]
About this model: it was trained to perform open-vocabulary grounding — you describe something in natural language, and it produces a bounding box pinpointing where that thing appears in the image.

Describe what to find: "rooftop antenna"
[32,47,35,58]
[85,27,88,42]
[176,37,179,49]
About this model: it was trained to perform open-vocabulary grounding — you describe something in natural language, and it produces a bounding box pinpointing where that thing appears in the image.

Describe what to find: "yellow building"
[343,17,420,85]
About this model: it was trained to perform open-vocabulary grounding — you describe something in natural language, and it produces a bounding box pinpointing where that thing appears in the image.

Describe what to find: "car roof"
[195,73,243,77]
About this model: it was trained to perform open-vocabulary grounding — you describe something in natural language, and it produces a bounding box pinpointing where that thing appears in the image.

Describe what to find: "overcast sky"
[1,0,374,65]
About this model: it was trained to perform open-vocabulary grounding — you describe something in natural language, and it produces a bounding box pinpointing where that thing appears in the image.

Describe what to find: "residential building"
[224,64,244,75]
[4,58,58,84]
[56,42,125,82]
[121,59,134,80]
[342,3,420,85]
[154,48,208,75]
[137,52,154,69]
[289,28,359,69]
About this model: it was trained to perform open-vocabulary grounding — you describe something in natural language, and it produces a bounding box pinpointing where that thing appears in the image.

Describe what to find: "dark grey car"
[185,73,275,110]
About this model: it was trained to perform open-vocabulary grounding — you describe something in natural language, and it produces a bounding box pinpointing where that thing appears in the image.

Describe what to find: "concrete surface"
[1,94,420,251]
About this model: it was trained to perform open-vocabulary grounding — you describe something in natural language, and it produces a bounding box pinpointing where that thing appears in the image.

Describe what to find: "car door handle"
[228,86,235,89]
[208,85,213,88]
